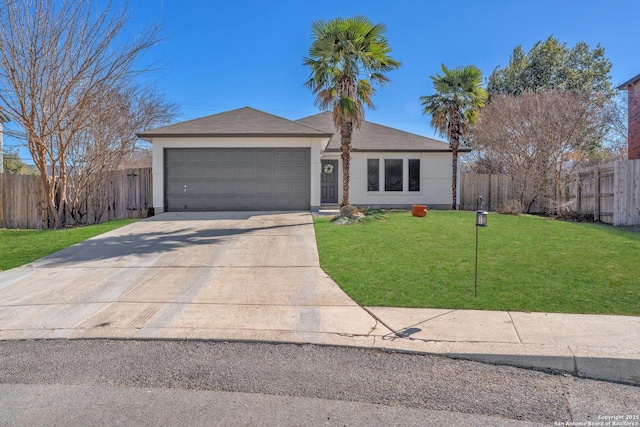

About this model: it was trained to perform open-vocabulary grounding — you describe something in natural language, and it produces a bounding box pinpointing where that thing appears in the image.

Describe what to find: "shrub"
[331,207,387,225]
[497,200,524,215]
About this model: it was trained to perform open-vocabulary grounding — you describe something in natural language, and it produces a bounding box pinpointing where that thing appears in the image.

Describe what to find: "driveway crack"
[362,306,396,337]
[508,311,523,344]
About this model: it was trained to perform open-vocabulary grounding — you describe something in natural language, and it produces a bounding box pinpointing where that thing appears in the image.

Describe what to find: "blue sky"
[5,0,639,163]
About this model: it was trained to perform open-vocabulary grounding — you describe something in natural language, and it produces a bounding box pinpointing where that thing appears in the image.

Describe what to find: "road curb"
[367,337,640,386]
[4,332,638,386]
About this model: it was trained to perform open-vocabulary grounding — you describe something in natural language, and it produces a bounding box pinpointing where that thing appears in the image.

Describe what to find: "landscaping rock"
[340,205,359,219]
[333,217,351,225]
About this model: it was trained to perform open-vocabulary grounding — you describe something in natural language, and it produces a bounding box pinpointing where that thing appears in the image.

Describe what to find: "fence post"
[487,173,492,212]
[613,161,622,226]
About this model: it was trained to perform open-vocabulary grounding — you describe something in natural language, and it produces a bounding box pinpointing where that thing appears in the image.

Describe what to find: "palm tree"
[304,16,400,207]
[420,64,487,210]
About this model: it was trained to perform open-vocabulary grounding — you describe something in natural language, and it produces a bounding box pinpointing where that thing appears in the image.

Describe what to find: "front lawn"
[0,219,139,271]
[314,211,640,315]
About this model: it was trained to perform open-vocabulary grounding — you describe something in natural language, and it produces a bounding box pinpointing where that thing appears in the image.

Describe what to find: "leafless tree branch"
[471,91,610,213]
[0,0,169,227]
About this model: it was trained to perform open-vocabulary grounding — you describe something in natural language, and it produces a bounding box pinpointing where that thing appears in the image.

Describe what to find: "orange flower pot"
[411,205,427,217]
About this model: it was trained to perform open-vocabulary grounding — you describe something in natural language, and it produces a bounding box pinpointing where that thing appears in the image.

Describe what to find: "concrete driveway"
[0,212,390,342]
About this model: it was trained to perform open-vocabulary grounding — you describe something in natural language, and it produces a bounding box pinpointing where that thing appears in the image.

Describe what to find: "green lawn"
[314,211,640,315]
[0,219,139,271]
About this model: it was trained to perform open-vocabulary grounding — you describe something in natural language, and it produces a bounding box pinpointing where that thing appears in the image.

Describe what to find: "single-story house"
[137,107,466,213]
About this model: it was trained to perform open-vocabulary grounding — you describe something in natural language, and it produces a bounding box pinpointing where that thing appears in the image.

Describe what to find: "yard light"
[476,210,487,227]
[474,195,487,298]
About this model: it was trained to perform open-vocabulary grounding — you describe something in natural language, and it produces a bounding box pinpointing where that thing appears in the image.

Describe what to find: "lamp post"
[475,195,487,298]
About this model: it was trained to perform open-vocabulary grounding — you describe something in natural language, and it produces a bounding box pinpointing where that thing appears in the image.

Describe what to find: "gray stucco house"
[138,107,463,213]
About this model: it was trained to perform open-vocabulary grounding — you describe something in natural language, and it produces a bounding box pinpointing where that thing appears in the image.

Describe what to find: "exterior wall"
[151,136,329,213]
[322,151,453,209]
[309,142,323,211]
[628,81,640,160]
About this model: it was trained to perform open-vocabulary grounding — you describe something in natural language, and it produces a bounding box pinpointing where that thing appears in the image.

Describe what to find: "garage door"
[165,148,310,211]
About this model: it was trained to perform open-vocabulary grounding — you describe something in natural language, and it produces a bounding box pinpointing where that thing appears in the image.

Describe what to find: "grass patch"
[0,219,139,271]
[314,211,640,315]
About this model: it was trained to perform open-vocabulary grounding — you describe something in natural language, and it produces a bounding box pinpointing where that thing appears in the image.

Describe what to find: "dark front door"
[321,160,338,204]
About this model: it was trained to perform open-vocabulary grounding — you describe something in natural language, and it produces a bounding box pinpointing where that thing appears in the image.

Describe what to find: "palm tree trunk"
[449,115,461,210]
[340,120,353,207]
[451,143,458,210]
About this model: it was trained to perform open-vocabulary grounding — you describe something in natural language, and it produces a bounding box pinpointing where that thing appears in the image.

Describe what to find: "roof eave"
[617,73,640,90]
[137,132,334,141]
[324,147,472,153]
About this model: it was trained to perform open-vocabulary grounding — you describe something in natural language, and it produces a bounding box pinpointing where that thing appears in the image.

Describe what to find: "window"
[367,159,379,191]
[409,159,420,191]
[385,159,403,191]
[368,158,421,193]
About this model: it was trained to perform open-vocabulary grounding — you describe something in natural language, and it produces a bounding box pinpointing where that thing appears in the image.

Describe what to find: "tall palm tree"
[420,64,487,210]
[304,16,399,207]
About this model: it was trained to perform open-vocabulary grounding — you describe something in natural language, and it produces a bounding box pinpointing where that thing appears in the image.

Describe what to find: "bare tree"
[117,150,152,169]
[0,111,7,173]
[66,84,176,224]
[0,0,162,228]
[471,91,610,213]
[602,92,628,161]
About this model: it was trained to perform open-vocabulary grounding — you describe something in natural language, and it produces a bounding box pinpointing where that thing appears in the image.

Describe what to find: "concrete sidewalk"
[0,211,638,386]
[364,307,640,385]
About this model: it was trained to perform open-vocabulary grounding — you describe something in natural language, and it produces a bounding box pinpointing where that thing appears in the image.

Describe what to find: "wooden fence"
[0,168,153,229]
[609,160,639,226]
[0,173,46,229]
[563,164,615,224]
[460,159,640,226]
[460,173,545,214]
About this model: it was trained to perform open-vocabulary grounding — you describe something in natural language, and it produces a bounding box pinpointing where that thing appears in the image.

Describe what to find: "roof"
[137,107,333,140]
[618,73,640,90]
[296,112,462,152]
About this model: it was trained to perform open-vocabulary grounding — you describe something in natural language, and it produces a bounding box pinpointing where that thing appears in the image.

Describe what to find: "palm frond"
[420,64,487,141]
[303,16,399,130]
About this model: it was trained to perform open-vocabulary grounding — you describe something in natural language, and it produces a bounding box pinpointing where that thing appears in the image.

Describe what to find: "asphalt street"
[1,340,638,426]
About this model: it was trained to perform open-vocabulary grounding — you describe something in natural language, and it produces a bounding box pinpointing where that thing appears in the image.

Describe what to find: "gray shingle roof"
[296,112,458,152]
[138,107,468,153]
[137,107,333,140]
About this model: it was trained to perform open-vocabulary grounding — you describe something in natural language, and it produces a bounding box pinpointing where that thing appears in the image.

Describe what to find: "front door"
[321,160,338,204]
